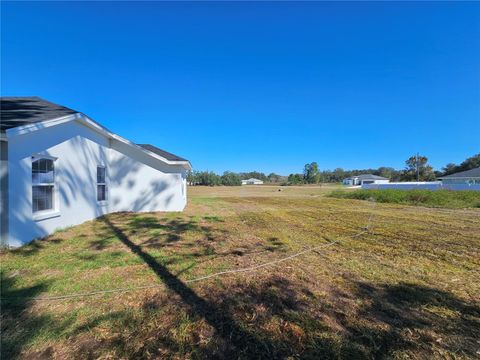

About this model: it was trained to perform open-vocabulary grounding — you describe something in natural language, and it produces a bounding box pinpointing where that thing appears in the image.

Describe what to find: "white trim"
[31,156,59,215]
[96,165,108,202]
[79,116,191,169]
[5,113,192,170]
[6,114,82,137]
[32,153,58,161]
[33,210,61,222]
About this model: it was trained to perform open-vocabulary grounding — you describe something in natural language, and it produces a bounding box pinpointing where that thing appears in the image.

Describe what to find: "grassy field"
[329,188,480,209]
[1,185,479,359]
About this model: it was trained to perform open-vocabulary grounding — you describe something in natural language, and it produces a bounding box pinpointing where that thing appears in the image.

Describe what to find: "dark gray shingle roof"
[1,97,78,131]
[137,144,188,162]
[439,167,480,179]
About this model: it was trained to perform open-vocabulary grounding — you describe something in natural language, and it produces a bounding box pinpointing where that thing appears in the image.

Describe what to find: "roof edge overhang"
[438,176,479,179]
[4,113,192,170]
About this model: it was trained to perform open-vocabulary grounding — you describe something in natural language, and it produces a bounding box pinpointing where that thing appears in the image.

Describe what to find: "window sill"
[97,201,108,206]
[33,210,61,222]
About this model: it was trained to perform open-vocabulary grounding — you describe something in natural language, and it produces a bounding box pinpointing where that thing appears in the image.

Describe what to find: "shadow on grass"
[101,216,277,357]
[3,213,479,359]
[126,214,222,246]
[0,271,75,359]
[113,213,286,261]
[344,281,480,358]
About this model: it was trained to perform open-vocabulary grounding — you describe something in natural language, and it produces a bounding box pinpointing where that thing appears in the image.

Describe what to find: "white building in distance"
[241,178,264,185]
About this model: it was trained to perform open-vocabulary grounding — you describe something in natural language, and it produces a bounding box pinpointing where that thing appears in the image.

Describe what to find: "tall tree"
[303,162,320,184]
[403,154,435,181]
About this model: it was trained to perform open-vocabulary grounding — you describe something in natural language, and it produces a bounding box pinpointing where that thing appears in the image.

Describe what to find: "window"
[97,166,107,201]
[32,158,55,212]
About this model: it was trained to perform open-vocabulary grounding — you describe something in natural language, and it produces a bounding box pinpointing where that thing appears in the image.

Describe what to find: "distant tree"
[377,167,395,180]
[187,170,195,185]
[442,163,458,176]
[303,162,320,184]
[456,153,480,172]
[332,168,346,182]
[403,154,435,181]
[288,173,304,185]
[267,173,282,183]
[221,171,242,186]
[440,153,480,176]
[194,171,222,186]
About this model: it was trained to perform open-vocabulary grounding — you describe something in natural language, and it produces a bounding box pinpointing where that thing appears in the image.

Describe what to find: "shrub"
[328,189,480,209]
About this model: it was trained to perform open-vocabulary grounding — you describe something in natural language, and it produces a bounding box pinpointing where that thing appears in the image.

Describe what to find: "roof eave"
[5,113,192,170]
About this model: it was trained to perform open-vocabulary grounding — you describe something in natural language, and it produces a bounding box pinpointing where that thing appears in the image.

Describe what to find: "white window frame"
[32,154,60,221]
[97,165,108,203]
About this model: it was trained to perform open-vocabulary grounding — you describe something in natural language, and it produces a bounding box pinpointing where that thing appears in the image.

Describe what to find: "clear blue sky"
[2,2,479,175]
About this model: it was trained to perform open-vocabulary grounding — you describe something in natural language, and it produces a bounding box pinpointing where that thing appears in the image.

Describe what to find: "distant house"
[438,167,480,185]
[343,174,389,186]
[241,178,264,185]
[1,97,191,247]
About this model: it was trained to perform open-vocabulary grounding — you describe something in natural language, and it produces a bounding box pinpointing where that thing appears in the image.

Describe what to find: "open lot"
[1,185,479,359]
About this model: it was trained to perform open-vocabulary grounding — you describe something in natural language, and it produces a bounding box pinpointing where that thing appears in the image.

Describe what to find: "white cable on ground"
[3,200,376,302]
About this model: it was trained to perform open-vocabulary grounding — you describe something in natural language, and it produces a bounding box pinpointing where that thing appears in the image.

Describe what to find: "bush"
[328,189,480,209]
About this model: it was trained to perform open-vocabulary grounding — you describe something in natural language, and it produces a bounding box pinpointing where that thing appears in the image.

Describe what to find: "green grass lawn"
[1,185,479,359]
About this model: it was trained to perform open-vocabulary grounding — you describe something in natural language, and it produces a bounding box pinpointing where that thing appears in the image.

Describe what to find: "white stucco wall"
[365,179,390,185]
[108,139,187,213]
[6,120,187,247]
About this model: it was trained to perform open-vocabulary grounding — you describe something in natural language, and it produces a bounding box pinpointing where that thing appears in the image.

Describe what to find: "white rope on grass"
[3,200,377,302]
[3,240,339,302]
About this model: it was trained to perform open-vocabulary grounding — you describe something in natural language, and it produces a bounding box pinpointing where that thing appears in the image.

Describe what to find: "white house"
[438,167,480,185]
[241,178,264,185]
[342,174,389,186]
[0,97,191,247]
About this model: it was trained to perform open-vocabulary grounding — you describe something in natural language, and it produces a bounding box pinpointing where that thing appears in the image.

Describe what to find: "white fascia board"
[5,113,191,170]
[5,113,82,137]
[78,116,191,170]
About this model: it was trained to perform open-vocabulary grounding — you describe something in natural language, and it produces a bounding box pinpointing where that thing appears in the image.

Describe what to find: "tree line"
[187,171,284,186]
[188,153,479,186]
[287,153,480,185]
